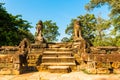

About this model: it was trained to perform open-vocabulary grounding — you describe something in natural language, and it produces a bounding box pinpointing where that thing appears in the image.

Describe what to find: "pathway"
[0,71,120,80]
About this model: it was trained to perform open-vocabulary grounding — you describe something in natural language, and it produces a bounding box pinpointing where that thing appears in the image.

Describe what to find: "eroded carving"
[13,38,30,70]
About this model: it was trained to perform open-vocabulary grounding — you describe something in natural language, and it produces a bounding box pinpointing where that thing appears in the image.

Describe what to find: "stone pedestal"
[35,36,44,44]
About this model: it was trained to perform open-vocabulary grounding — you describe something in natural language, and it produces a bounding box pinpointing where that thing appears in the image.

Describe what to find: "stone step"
[40,43,76,72]
[47,43,72,48]
[41,62,76,66]
[39,62,76,71]
[45,48,72,51]
[48,66,71,73]
[43,51,73,57]
[42,57,75,63]
[42,53,72,57]
[43,51,72,57]
[43,51,72,54]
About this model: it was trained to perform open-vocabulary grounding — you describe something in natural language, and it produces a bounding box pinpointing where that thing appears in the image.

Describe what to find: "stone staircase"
[40,43,76,73]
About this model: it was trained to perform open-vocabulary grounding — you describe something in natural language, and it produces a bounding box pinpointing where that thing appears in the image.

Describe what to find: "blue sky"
[1,0,110,41]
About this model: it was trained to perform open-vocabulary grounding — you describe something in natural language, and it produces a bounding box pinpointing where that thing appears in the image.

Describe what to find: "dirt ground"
[0,71,120,80]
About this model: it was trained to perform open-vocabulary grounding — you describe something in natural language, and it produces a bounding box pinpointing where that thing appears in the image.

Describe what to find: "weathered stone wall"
[77,47,120,74]
[1,42,120,74]
[0,46,18,54]
[0,45,44,74]
[0,47,18,74]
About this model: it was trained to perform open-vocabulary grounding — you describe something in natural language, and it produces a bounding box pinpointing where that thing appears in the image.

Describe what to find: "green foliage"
[113,36,120,46]
[85,0,120,46]
[43,20,60,42]
[77,14,96,41]
[65,14,114,46]
[65,19,75,36]
[85,0,120,18]
[0,3,34,46]
[61,37,71,42]
[93,16,111,46]
[65,19,75,41]
[65,14,96,44]
[93,37,111,46]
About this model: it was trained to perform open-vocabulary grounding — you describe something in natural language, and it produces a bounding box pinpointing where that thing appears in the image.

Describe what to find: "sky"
[1,0,110,41]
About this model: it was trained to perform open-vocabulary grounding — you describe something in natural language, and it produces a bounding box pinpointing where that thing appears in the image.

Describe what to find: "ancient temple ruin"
[0,20,120,74]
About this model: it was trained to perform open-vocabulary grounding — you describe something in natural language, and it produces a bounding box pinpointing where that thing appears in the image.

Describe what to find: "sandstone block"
[86,68,96,74]
[0,68,12,75]
[48,66,70,73]
[113,69,120,74]
[96,68,110,74]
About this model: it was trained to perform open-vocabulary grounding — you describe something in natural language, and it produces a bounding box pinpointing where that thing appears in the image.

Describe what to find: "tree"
[0,3,34,46]
[65,19,75,41]
[85,0,120,46]
[93,16,111,46]
[77,14,96,41]
[43,20,60,42]
[65,13,113,46]
[61,37,71,42]
[85,0,120,36]
[65,14,96,44]
[115,36,120,46]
